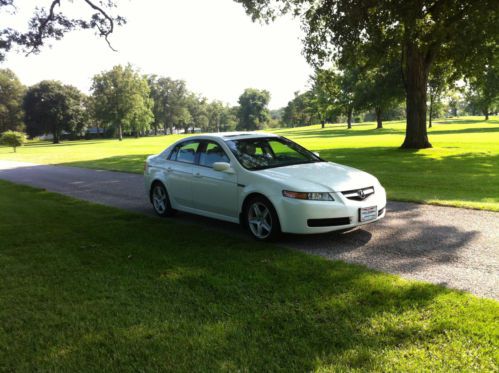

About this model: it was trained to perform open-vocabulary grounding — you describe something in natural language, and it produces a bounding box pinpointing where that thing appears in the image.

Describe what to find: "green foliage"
[237,88,271,130]
[0,180,498,370]
[0,130,26,152]
[220,105,238,131]
[91,65,153,140]
[0,69,25,132]
[354,58,405,128]
[147,75,189,134]
[185,94,208,132]
[282,91,318,127]
[464,62,499,120]
[234,0,498,148]
[23,80,87,144]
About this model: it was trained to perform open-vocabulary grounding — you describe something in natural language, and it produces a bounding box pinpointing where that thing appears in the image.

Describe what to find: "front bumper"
[274,187,387,234]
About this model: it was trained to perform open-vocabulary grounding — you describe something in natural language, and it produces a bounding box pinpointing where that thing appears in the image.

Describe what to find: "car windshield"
[225,136,323,171]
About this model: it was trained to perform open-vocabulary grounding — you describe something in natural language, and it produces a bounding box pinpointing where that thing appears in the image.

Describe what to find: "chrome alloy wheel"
[247,202,273,239]
[152,184,167,214]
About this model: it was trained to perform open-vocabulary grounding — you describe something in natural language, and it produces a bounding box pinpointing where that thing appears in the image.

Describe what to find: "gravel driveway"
[1,160,497,300]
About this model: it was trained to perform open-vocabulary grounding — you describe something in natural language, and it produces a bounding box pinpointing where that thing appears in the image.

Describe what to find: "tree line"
[279,59,497,129]
[1,0,497,148]
[0,66,274,143]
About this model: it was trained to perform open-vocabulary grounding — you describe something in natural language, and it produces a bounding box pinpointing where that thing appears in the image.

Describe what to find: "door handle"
[194,172,202,178]
[167,167,173,172]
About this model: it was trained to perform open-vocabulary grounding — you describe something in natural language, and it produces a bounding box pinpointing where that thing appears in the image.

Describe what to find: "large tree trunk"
[375,107,383,129]
[321,119,325,129]
[347,107,353,129]
[117,123,123,141]
[401,42,432,149]
[484,108,489,120]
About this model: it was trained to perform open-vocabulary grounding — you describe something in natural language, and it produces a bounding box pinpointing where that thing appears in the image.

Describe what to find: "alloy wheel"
[152,184,167,214]
[247,202,273,239]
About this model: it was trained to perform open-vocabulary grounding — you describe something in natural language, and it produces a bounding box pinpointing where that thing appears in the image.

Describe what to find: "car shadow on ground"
[170,200,479,277]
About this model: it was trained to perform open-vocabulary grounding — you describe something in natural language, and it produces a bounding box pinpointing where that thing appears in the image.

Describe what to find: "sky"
[2,0,313,109]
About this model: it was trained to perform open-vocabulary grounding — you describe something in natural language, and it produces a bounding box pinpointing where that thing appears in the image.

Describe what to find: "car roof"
[182,132,280,142]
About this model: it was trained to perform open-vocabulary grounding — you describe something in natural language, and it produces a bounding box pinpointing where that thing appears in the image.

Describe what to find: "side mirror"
[313,152,320,157]
[213,162,233,173]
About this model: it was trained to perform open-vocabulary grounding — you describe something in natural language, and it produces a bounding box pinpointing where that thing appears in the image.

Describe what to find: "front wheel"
[244,197,280,241]
[151,182,176,217]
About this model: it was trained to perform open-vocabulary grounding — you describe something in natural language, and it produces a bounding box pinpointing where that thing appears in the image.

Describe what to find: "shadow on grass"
[283,123,499,140]
[434,118,498,125]
[429,126,499,136]
[2,181,492,371]
[25,140,105,147]
[282,127,404,140]
[63,154,150,173]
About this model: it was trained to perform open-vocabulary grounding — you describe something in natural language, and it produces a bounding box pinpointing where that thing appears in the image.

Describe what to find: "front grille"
[307,217,351,227]
[341,186,375,201]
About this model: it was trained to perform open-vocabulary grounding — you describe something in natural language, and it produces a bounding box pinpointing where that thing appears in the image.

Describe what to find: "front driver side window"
[171,141,199,164]
[199,142,230,167]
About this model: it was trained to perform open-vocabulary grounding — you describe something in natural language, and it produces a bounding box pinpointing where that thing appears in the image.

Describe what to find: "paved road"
[1,160,498,300]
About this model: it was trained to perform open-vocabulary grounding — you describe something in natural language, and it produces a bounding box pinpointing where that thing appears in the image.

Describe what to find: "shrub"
[1,130,26,152]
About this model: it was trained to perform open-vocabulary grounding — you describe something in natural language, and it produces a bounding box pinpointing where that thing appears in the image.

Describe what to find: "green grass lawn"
[1,116,498,210]
[0,180,497,371]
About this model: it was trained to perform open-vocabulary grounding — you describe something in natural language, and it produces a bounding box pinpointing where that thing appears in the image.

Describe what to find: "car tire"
[151,182,176,217]
[244,196,281,241]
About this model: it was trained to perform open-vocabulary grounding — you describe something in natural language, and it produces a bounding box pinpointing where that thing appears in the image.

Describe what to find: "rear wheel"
[244,196,280,241]
[151,182,176,217]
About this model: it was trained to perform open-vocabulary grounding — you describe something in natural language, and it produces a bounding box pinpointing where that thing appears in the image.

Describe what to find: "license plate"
[359,206,377,222]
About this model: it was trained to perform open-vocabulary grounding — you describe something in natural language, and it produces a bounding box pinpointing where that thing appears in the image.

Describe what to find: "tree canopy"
[0,68,25,132]
[91,65,153,140]
[23,80,87,143]
[237,88,271,130]
[234,0,499,148]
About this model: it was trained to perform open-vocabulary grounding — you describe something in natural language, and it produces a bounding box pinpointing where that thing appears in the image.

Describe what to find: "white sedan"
[144,132,386,240]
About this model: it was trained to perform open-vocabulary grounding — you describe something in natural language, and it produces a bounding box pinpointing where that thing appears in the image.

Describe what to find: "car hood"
[255,162,378,192]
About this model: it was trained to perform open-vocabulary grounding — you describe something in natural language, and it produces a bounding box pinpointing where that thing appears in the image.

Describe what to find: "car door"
[191,141,238,218]
[164,140,200,209]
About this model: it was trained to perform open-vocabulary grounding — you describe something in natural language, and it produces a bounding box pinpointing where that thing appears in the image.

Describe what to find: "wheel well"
[149,180,165,203]
[239,193,277,225]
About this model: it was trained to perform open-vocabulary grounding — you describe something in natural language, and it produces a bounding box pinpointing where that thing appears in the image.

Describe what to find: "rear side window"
[199,142,230,167]
[170,141,200,164]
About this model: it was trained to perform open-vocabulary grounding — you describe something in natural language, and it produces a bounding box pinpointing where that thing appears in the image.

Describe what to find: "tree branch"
[82,0,117,51]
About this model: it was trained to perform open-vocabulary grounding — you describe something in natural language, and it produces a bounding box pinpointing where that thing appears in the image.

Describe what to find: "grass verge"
[0,180,497,371]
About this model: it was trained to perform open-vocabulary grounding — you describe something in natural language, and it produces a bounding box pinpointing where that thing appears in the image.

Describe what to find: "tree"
[185,94,208,133]
[220,106,238,131]
[91,65,153,140]
[355,59,405,129]
[0,0,125,61]
[464,63,499,120]
[0,69,25,132]
[147,76,191,135]
[314,67,362,129]
[235,0,498,148]
[427,60,455,127]
[237,88,270,130]
[0,130,25,152]
[23,81,87,143]
[207,100,225,132]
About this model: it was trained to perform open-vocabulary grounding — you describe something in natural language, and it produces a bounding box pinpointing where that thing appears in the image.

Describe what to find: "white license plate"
[359,206,377,222]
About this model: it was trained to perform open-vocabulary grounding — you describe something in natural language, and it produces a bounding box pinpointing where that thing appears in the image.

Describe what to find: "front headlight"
[282,190,334,201]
